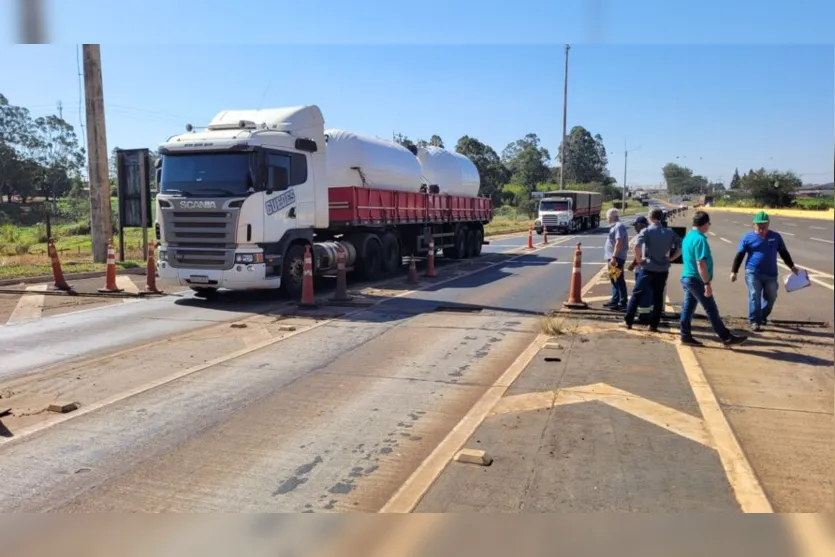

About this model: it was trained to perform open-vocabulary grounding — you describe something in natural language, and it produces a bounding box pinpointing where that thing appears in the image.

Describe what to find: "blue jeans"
[608,258,628,307]
[745,272,778,325]
[626,269,668,328]
[680,277,731,341]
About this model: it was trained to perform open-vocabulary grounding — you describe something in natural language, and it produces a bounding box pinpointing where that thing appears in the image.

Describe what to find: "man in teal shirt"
[679,210,748,347]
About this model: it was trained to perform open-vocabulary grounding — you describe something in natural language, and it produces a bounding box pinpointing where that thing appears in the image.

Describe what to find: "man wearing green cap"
[730,210,800,331]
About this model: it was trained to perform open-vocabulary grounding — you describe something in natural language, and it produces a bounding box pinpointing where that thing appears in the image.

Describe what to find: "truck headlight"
[235,253,264,264]
[158,250,167,262]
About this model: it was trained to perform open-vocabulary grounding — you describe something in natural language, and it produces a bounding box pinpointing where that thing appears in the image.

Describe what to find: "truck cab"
[534,197,573,234]
[154,106,327,297]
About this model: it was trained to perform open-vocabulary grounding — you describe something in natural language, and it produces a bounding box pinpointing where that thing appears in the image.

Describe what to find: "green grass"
[0,260,143,281]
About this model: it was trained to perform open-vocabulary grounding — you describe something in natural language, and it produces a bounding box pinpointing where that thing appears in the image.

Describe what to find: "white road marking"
[782,223,797,227]
[810,237,834,244]
[720,237,732,243]
[774,230,794,236]
[709,231,716,236]
[810,226,826,230]
[6,284,47,325]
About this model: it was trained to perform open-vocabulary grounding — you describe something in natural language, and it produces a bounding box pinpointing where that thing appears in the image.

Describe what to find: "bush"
[35,223,49,243]
[794,198,834,211]
[14,243,31,255]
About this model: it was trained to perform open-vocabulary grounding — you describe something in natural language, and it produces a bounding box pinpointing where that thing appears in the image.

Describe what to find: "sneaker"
[750,323,762,332]
[680,336,703,346]
[723,334,749,347]
[623,319,633,330]
[648,325,659,333]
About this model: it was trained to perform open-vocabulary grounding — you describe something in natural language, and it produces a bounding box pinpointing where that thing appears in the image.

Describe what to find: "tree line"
[663,162,803,207]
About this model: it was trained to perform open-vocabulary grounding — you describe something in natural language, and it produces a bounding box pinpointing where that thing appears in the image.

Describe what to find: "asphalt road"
[667,209,834,325]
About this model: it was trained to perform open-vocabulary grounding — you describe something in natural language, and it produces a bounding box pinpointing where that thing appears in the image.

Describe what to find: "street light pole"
[559,44,570,191]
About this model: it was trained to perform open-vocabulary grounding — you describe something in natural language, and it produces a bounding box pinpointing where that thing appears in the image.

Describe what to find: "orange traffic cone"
[98,242,123,293]
[563,242,588,309]
[299,244,317,307]
[527,224,534,249]
[425,238,437,278]
[406,255,419,284]
[145,242,163,294]
[330,243,352,302]
[47,239,72,291]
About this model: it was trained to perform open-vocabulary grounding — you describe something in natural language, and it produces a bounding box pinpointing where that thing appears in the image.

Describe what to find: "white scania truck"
[153,105,492,298]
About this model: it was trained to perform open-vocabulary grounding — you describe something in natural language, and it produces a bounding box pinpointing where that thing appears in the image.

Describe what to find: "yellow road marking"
[6,284,47,325]
[674,343,773,512]
[379,333,549,513]
[491,382,712,448]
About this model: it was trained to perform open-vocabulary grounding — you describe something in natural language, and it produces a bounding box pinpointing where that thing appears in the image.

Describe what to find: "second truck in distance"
[532,190,603,234]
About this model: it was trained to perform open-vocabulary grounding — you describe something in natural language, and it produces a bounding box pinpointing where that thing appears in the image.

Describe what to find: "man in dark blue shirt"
[730,211,800,331]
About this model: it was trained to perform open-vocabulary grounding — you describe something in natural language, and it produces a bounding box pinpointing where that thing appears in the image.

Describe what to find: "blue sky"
[1,1,833,187]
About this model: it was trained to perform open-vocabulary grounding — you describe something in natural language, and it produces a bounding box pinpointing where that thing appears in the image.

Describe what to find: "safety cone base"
[562,301,588,310]
[97,287,124,293]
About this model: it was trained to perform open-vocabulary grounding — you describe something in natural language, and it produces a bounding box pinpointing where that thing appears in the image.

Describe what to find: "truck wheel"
[190,287,218,299]
[474,229,483,256]
[281,244,306,298]
[454,228,467,259]
[357,238,382,281]
[380,232,401,275]
[465,229,477,258]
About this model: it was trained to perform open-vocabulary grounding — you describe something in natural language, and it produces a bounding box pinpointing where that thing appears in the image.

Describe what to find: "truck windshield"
[539,200,569,211]
[160,152,255,197]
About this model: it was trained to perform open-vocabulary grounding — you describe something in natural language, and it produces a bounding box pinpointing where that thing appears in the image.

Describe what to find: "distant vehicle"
[531,190,603,234]
[154,105,492,298]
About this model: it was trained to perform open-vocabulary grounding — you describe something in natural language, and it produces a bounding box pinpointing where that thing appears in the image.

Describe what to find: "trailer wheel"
[465,229,477,258]
[380,232,401,275]
[454,227,467,259]
[281,244,306,299]
[474,228,483,257]
[357,237,383,281]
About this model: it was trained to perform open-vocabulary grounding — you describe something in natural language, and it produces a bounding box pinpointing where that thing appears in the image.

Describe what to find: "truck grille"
[159,204,240,270]
[541,215,566,226]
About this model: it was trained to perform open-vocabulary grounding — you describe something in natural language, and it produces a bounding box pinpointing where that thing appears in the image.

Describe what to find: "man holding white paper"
[730,211,801,332]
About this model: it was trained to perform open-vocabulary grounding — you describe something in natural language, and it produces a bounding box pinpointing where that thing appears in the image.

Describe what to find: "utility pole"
[18,0,46,43]
[57,101,63,120]
[559,44,570,191]
[82,44,113,264]
[623,141,641,210]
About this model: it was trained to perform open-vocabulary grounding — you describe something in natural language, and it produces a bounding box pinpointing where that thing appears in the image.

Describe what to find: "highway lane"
[665,209,833,325]
[708,211,834,276]
[0,230,612,512]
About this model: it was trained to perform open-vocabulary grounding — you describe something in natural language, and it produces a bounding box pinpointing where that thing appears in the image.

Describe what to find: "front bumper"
[157,260,281,291]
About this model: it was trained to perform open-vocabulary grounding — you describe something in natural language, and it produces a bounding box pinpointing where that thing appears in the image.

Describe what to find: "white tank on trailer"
[324,129,424,192]
[416,146,480,198]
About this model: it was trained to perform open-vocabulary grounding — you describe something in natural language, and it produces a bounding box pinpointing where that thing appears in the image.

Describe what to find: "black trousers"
[625,269,669,328]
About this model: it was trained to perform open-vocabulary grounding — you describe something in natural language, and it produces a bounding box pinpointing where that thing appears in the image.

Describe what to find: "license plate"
[189,275,210,284]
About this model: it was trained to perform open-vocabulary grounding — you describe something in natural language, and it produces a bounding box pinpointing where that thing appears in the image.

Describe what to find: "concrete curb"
[0,267,146,287]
